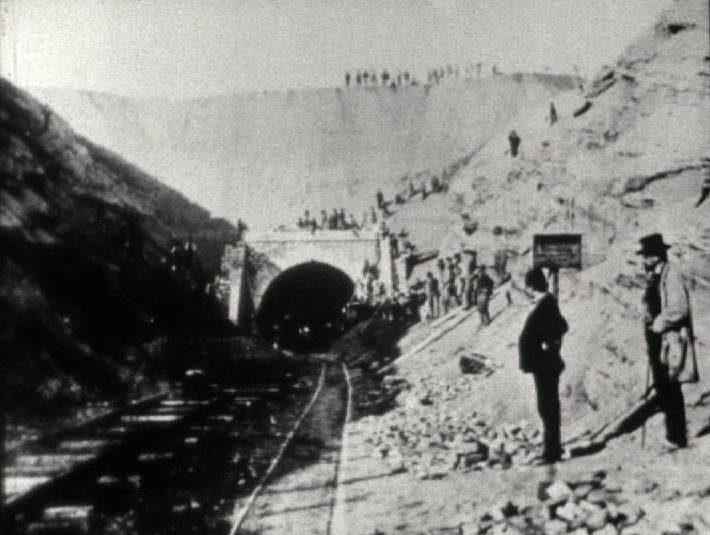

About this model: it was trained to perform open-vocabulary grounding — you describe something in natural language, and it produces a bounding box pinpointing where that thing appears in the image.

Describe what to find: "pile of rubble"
[360,405,543,479]
[459,471,653,534]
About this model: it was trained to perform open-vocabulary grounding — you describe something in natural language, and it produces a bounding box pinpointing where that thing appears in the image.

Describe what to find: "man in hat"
[519,266,568,464]
[637,233,698,450]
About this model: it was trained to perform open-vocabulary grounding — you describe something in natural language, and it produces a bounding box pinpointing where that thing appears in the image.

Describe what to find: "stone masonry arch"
[221,229,397,327]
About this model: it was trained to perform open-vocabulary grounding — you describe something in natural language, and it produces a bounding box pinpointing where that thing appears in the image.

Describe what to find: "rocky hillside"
[331,3,710,532]
[385,0,709,447]
[31,74,577,230]
[0,79,240,423]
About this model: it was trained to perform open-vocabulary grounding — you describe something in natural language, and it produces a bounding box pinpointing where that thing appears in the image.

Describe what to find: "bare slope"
[387,0,709,432]
[375,0,709,467]
[333,4,710,531]
[31,74,576,229]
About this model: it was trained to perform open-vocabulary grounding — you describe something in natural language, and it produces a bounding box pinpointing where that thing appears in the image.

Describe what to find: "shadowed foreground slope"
[0,79,239,422]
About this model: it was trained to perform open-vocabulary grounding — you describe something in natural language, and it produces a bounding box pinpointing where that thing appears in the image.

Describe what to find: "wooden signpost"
[532,233,583,297]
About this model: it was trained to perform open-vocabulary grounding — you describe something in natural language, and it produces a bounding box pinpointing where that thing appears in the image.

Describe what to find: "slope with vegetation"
[0,79,240,426]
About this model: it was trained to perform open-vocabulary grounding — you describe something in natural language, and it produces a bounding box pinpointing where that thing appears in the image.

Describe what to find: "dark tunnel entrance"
[257,262,355,351]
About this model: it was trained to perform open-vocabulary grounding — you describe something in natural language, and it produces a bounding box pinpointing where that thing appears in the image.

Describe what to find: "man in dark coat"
[519,266,568,464]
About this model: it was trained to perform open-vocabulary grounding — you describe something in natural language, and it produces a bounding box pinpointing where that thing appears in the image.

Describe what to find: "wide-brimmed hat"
[636,233,671,256]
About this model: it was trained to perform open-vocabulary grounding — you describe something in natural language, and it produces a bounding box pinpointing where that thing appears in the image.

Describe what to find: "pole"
[641,360,650,448]
[551,267,559,300]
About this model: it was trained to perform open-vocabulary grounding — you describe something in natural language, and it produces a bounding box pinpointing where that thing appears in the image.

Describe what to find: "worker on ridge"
[637,232,698,451]
[549,102,558,125]
[508,130,521,158]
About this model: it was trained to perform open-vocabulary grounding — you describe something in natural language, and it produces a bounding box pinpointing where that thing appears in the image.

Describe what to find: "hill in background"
[31,74,577,230]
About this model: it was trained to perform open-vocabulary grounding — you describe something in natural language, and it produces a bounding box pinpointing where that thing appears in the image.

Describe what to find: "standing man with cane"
[638,233,699,451]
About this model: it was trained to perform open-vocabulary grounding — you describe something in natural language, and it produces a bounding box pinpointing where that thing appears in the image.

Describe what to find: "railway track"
[234,360,352,535]
[2,358,323,535]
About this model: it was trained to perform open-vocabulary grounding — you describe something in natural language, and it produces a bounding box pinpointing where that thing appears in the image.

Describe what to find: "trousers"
[646,329,687,446]
[477,293,491,325]
[533,368,562,461]
[427,293,439,318]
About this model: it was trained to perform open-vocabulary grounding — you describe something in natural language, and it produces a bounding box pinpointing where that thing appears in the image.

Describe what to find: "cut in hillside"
[31,74,577,230]
[0,79,240,424]
[331,3,710,532]
[376,0,709,460]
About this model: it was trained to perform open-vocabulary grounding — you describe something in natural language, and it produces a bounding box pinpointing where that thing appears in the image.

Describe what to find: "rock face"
[0,79,238,421]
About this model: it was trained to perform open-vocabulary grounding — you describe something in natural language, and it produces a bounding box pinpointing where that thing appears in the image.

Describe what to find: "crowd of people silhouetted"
[344,69,418,89]
[296,208,362,232]
[343,62,505,89]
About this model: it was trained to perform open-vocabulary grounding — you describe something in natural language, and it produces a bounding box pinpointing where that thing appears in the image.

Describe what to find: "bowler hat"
[524,266,548,292]
[636,233,671,256]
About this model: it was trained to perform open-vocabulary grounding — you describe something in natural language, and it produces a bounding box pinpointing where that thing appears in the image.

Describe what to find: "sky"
[1,0,671,98]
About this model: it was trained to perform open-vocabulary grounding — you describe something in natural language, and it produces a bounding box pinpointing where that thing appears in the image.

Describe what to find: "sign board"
[533,233,582,270]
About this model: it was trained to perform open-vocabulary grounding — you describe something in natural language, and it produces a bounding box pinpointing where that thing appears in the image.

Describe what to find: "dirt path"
[237,363,348,534]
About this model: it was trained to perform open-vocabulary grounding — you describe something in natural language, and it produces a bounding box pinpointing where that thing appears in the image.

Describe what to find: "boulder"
[608,503,642,527]
[545,480,573,505]
[591,524,618,535]
[585,507,610,531]
[556,501,589,527]
[573,483,595,499]
[544,519,569,534]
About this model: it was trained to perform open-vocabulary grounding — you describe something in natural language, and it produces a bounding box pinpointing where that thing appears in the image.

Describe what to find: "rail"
[228,363,327,535]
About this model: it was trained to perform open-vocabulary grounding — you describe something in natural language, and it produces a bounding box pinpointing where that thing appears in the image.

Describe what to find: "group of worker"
[375,173,448,218]
[296,208,362,232]
[343,62,507,90]
[423,254,496,326]
[344,69,417,89]
[427,62,500,84]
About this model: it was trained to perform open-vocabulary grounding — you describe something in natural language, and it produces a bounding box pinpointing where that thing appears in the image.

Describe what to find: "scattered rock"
[544,518,569,534]
[586,507,610,530]
[592,524,619,535]
[629,478,657,495]
[545,480,573,505]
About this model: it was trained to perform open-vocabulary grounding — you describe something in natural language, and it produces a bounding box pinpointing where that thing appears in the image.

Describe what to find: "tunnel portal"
[256,261,355,351]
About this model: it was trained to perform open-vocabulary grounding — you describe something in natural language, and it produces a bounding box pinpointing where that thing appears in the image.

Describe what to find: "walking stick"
[641,360,650,448]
